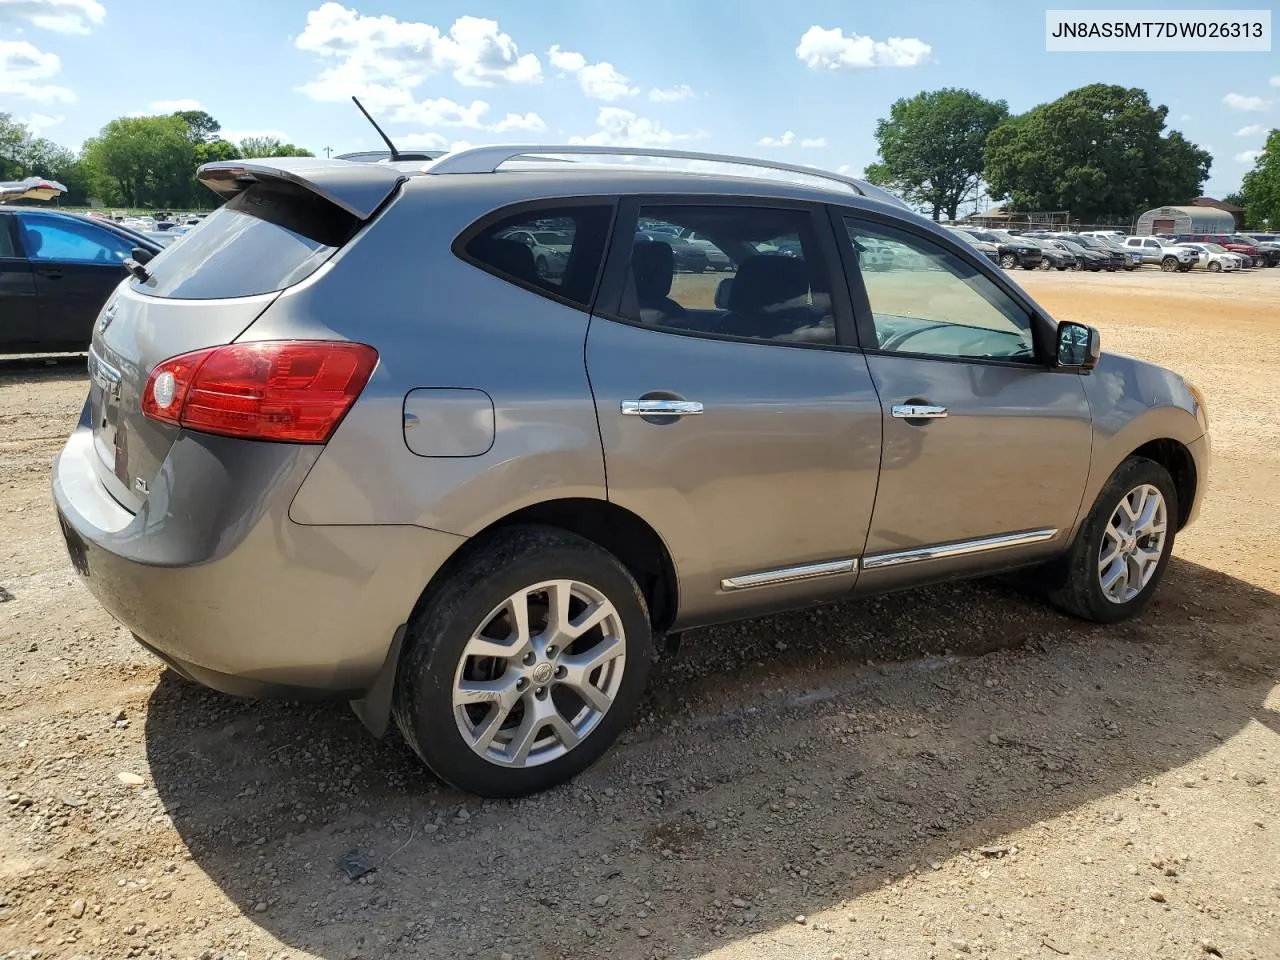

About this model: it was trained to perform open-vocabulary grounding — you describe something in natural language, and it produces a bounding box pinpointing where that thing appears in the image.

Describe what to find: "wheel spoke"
[456,675,517,706]
[564,599,613,640]
[546,714,582,750]
[506,701,546,766]
[1133,547,1162,582]
[1120,488,1143,523]
[1134,490,1162,536]
[463,635,521,661]
[563,673,613,713]
[1100,558,1128,600]
[544,580,576,639]
[506,593,532,646]
[560,634,623,676]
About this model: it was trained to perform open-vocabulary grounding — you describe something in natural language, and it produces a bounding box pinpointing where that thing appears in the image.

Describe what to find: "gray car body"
[52,155,1210,732]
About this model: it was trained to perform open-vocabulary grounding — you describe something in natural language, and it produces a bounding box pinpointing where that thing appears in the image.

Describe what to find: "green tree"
[983,84,1211,218]
[1239,129,1280,230]
[79,115,196,208]
[0,113,87,203]
[237,136,314,159]
[863,88,1009,221]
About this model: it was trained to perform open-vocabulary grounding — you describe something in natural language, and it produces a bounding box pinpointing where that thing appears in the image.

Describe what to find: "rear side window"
[136,182,359,300]
[460,204,614,309]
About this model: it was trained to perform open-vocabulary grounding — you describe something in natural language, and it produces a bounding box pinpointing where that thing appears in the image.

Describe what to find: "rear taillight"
[141,341,378,443]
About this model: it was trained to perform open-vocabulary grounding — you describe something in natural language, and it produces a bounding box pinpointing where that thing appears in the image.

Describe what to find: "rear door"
[0,213,41,352]
[14,212,135,349]
[586,197,882,627]
[837,212,1092,591]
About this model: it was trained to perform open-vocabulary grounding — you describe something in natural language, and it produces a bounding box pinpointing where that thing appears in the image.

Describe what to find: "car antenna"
[351,96,401,161]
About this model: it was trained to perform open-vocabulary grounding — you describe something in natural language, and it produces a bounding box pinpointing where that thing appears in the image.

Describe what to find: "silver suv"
[53,146,1211,798]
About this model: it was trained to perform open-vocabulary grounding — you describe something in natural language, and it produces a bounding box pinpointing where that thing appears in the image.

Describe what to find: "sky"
[1,0,1277,203]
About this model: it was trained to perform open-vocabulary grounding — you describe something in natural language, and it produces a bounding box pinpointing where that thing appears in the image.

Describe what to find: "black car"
[635,231,710,273]
[961,229,1043,270]
[0,209,162,354]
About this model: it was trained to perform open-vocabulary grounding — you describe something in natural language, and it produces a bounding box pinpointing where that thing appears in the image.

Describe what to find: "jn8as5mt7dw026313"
[53,147,1210,798]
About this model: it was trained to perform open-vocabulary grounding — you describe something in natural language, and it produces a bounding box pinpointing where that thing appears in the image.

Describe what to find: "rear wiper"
[123,258,151,282]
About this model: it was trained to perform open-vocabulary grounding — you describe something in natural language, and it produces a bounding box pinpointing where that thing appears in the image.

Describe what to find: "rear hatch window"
[133,182,359,300]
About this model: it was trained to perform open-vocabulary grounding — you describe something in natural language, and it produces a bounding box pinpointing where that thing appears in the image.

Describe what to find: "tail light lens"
[141,341,378,443]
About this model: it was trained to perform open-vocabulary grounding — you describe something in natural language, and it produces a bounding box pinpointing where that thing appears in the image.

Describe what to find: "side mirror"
[1056,320,1101,370]
[131,246,154,265]
[714,277,734,309]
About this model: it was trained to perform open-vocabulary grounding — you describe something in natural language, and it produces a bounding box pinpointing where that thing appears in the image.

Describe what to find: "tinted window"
[0,217,14,258]
[464,204,613,308]
[17,213,133,264]
[619,205,836,346]
[136,182,359,300]
[844,218,1035,362]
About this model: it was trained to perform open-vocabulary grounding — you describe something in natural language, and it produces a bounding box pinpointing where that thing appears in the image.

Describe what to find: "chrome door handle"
[621,399,704,417]
[892,403,948,419]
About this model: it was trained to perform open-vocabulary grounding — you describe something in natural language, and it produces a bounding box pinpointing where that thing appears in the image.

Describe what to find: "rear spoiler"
[0,177,68,204]
[196,157,407,220]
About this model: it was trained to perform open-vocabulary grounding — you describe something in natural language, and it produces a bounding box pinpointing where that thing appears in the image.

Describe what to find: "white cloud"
[398,132,448,150]
[1235,149,1264,164]
[0,38,74,102]
[758,130,796,147]
[295,2,541,110]
[1223,92,1269,112]
[801,136,827,148]
[1178,113,1192,122]
[547,44,637,101]
[837,164,852,174]
[796,25,931,70]
[0,0,105,34]
[150,98,202,113]
[648,84,694,102]
[569,107,706,146]
[1271,75,1280,87]
[19,110,63,130]
[490,111,546,133]
[1236,124,1265,137]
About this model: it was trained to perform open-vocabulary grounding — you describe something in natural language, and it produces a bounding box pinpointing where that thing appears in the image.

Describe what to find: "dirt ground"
[2,267,1278,960]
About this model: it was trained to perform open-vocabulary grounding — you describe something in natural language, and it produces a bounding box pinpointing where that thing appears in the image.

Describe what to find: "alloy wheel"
[1098,484,1168,604]
[451,579,626,768]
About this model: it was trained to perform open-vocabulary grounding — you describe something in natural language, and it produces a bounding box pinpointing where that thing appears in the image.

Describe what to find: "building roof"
[1192,195,1245,213]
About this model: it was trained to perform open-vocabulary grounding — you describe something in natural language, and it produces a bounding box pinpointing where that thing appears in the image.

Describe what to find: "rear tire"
[1041,458,1178,624]
[393,525,653,798]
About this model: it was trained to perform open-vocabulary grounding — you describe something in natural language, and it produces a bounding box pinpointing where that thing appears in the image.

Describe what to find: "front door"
[837,214,1092,592]
[588,199,883,627]
[0,214,41,352]
[15,212,132,349]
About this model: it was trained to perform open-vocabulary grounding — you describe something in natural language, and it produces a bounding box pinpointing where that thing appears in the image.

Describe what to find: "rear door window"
[460,204,615,309]
[135,182,359,300]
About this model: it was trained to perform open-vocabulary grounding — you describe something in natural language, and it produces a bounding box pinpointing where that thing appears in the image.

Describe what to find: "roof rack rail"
[423,144,908,209]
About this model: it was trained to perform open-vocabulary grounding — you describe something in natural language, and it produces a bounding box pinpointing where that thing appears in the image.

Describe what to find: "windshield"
[966,230,999,243]
[1202,243,1228,253]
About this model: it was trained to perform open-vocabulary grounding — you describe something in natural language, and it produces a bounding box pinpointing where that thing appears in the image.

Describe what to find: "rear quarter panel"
[262,178,608,534]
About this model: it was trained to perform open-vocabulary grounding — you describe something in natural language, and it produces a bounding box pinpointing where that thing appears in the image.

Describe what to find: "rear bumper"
[53,423,465,698]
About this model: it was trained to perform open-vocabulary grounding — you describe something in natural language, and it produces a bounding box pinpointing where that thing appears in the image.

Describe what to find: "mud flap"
[349,623,406,738]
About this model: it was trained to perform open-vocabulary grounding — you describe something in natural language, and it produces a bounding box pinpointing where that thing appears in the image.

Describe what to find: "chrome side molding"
[721,557,856,591]
[861,528,1058,570]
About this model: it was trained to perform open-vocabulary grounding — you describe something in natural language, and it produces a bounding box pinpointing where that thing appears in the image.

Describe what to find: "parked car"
[1086,233,1144,269]
[1177,242,1240,272]
[674,229,733,270]
[1173,234,1263,268]
[1054,233,1130,271]
[1122,236,1197,272]
[1,208,162,353]
[1009,235,1075,270]
[498,227,574,279]
[1031,235,1110,271]
[956,228,1043,270]
[53,149,1210,798]
[634,231,709,272]
[943,227,1001,265]
[0,176,68,203]
[1240,233,1280,266]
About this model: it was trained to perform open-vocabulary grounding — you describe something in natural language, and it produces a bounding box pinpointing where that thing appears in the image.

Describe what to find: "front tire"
[999,253,1017,269]
[1044,457,1178,623]
[1208,261,1222,272]
[1161,257,1178,272]
[393,526,653,798]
